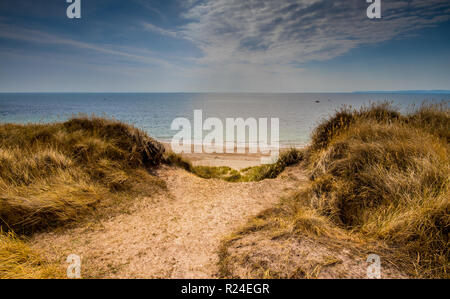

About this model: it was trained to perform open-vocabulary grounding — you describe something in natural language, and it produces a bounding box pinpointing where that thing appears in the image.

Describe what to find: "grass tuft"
[0,231,63,279]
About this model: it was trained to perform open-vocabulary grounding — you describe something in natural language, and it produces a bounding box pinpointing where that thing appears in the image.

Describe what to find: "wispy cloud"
[0,23,173,68]
[142,22,180,38]
[1,0,449,92]
[132,0,167,21]
[178,0,450,66]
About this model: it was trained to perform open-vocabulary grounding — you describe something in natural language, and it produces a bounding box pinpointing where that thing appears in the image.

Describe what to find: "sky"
[0,0,449,92]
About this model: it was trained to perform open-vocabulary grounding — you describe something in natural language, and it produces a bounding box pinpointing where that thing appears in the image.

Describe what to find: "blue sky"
[0,0,449,92]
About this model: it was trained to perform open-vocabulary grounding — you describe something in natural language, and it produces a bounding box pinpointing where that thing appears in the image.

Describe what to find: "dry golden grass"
[0,231,63,279]
[308,103,449,277]
[219,102,449,278]
[0,116,166,278]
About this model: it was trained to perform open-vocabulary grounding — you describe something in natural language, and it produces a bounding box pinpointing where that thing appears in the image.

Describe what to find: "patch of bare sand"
[31,165,304,278]
[221,230,408,279]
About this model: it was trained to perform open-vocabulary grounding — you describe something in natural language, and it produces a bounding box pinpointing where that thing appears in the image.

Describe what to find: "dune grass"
[308,103,449,277]
[0,231,64,279]
[0,116,166,278]
[219,102,450,278]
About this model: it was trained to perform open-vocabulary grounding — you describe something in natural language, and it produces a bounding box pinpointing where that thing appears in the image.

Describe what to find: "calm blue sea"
[0,93,448,146]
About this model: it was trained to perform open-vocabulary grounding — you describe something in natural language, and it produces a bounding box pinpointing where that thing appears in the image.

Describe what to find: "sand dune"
[30,165,304,278]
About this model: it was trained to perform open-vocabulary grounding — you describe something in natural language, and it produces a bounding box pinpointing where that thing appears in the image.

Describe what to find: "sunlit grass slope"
[0,116,166,278]
[219,103,449,278]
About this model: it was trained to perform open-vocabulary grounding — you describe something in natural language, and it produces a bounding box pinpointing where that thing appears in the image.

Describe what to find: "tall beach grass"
[219,102,449,278]
[0,116,166,278]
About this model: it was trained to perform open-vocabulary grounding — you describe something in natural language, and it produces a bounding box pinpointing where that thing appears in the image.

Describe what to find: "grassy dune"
[0,116,166,278]
[308,104,449,273]
[219,103,449,278]
[1,103,448,278]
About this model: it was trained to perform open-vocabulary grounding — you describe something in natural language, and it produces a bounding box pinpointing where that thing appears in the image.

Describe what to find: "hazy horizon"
[1,90,450,94]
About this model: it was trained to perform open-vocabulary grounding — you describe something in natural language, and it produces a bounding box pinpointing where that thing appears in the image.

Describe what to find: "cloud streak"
[142,22,180,38]
[0,23,174,68]
[178,0,450,66]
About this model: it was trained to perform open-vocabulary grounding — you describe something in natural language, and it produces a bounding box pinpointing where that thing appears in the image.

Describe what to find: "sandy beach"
[161,142,305,170]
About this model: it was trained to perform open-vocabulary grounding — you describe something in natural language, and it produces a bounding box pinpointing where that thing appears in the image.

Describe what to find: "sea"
[0,93,448,147]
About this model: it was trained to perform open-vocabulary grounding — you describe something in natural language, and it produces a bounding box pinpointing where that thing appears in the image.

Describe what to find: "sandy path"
[31,165,305,278]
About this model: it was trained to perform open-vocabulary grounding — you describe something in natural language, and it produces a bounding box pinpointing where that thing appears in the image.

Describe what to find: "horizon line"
[0,90,449,94]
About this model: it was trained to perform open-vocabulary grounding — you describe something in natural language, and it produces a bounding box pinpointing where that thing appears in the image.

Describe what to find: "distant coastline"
[353,90,450,94]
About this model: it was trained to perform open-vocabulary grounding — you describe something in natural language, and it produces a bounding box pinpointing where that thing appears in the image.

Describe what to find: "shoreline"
[161,142,306,170]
